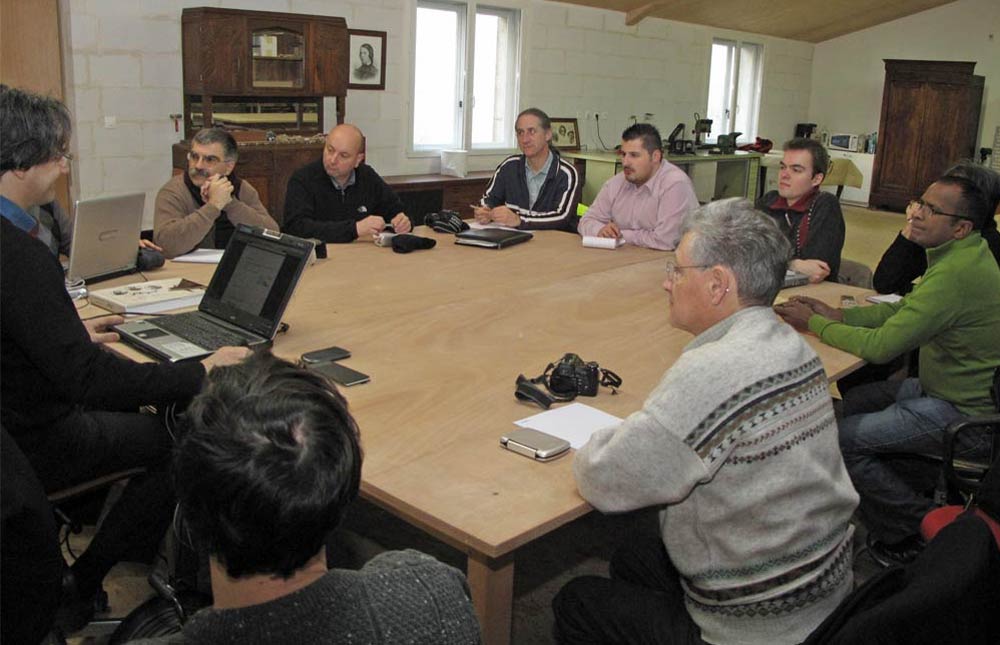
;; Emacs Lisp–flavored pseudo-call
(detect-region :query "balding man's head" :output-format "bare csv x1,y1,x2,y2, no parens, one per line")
323,124,366,185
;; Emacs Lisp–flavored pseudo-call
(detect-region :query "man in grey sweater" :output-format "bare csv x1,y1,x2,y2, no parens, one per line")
130,352,479,644
553,199,859,645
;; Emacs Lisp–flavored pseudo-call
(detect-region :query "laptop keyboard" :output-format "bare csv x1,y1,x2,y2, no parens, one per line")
151,312,252,350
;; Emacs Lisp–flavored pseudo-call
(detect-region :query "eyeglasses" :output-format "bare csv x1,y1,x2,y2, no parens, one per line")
187,151,223,165
665,261,711,281
54,151,73,164
906,198,973,222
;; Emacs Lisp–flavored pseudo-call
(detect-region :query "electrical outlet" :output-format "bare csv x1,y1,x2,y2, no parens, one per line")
103,115,117,129
584,110,592,120
600,111,609,120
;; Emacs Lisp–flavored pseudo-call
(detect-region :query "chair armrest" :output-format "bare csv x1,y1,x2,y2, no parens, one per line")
943,415,1000,498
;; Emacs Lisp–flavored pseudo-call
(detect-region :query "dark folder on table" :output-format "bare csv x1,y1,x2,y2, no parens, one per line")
455,228,533,249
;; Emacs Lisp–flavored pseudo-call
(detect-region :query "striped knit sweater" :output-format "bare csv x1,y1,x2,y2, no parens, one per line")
575,306,859,645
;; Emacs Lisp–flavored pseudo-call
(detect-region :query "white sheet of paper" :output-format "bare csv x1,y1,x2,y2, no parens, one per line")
866,293,903,304
515,402,623,449
172,249,225,264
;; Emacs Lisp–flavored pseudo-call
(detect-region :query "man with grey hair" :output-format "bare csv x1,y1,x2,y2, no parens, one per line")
553,198,859,645
154,127,277,258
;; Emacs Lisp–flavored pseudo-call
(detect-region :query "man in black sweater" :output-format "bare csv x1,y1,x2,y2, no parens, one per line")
0,85,249,635
283,124,412,243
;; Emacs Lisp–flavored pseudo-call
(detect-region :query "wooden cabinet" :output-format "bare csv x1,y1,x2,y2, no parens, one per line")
180,7,347,138
870,60,984,212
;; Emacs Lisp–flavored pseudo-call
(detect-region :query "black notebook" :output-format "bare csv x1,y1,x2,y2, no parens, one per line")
455,228,533,249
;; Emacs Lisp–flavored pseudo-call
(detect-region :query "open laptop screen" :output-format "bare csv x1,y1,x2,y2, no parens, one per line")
199,227,313,338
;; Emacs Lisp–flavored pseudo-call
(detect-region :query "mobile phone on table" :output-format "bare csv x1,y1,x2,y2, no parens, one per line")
308,361,370,386
840,295,858,308
301,346,351,363
500,428,570,462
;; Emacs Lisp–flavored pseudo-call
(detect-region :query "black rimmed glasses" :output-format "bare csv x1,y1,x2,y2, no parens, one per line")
664,261,710,281
906,198,974,222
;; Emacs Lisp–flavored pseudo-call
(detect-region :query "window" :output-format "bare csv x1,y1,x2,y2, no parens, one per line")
705,39,762,143
412,1,521,152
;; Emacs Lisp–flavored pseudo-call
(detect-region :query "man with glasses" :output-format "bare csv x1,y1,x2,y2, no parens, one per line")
154,127,277,258
555,199,858,645
776,175,1000,566
756,137,845,282
1,86,250,636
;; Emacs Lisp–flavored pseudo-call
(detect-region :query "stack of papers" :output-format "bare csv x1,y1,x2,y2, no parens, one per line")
582,236,625,250
173,249,224,264
514,402,623,449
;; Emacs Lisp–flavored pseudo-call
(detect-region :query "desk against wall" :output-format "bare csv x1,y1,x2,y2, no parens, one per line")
87,230,865,644
565,150,761,206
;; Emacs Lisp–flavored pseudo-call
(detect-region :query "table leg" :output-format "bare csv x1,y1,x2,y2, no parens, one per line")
467,552,515,645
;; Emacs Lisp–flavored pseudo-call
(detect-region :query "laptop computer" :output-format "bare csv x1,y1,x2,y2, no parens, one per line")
114,225,314,362
66,193,146,283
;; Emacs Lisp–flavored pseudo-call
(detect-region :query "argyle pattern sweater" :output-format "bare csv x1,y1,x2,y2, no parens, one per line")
575,306,859,645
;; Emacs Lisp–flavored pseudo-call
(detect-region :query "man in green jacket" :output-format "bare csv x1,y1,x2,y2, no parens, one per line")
776,175,1000,567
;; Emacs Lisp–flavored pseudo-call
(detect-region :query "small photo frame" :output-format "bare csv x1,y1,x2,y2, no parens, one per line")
348,29,386,90
550,117,580,150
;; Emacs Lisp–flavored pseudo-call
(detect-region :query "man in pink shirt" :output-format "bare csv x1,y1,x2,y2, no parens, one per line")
579,124,699,250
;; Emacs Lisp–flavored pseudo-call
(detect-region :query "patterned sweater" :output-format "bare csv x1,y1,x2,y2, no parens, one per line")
574,306,859,645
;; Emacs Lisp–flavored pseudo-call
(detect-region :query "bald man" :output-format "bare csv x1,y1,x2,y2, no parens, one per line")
283,124,412,242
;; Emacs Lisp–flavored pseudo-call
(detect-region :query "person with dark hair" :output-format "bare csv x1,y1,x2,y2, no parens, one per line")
154,127,277,258
0,84,73,250
0,86,251,636
129,352,480,645
776,176,1000,567
873,161,1000,294
1,84,159,259
554,199,858,644
578,123,698,249
474,107,580,231
756,137,845,281
284,123,412,243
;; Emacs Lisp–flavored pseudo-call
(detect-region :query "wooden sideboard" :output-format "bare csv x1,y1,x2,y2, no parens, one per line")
384,171,494,222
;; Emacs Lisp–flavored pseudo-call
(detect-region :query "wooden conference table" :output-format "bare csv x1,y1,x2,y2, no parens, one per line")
88,229,867,644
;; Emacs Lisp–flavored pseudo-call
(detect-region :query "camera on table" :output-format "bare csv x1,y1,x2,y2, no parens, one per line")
514,352,622,409
548,353,600,397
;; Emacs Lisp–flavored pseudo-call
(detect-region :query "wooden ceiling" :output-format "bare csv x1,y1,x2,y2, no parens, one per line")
551,0,956,43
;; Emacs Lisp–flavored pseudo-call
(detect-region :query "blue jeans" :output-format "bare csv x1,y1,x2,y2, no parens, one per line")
839,378,989,543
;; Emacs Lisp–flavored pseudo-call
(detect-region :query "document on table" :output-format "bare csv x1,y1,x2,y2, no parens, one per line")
172,249,225,264
515,402,623,449
582,235,625,249
866,293,903,304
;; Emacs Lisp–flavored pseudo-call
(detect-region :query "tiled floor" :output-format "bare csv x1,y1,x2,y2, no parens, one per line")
68,203,907,643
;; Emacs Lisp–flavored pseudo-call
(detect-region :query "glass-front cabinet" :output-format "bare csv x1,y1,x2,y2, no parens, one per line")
251,25,305,90
180,7,348,138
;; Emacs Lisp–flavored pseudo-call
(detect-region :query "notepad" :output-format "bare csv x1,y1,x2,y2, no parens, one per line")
866,293,903,304
582,236,625,249
515,402,623,449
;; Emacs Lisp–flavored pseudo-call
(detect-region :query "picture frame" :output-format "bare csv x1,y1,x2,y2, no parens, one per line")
347,29,387,90
549,117,580,151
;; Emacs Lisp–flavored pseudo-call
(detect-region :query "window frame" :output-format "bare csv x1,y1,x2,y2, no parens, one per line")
408,0,523,157
705,38,763,145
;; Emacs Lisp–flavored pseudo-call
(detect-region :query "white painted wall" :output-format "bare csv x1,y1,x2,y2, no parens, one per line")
59,0,814,227
808,0,999,152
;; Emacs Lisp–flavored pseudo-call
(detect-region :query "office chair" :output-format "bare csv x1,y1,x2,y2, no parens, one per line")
803,514,1000,645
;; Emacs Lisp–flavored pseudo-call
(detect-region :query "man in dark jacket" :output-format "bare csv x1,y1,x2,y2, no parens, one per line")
475,107,580,232
283,124,411,243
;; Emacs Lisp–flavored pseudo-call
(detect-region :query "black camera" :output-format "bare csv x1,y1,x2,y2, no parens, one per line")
514,353,622,409
548,353,600,397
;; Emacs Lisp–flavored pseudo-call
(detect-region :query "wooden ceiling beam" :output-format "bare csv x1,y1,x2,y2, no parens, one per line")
624,1,667,26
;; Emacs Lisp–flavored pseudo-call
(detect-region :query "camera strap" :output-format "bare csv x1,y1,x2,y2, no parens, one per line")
515,371,576,410
598,368,622,393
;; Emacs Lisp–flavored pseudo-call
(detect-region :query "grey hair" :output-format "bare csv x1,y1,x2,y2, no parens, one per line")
192,127,238,162
680,198,792,306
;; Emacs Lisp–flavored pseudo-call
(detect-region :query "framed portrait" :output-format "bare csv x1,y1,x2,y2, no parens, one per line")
348,29,386,90
550,117,580,151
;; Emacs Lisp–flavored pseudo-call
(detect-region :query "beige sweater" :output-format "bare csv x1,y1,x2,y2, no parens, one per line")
154,173,278,258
